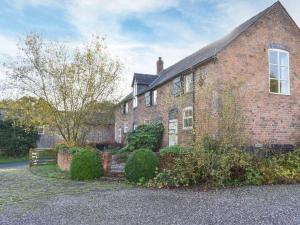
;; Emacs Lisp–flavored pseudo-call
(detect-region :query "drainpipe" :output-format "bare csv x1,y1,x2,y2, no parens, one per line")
191,66,196,145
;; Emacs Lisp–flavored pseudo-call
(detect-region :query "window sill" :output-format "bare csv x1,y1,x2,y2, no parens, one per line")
269,92,291,96
183,127,193,131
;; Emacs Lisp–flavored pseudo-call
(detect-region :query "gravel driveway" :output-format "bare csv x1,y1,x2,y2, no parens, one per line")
0,164,300,225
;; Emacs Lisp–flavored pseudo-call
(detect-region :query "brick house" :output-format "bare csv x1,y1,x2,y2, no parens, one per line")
114,2,300,149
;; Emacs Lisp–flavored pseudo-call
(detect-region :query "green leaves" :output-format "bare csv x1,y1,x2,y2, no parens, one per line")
125,123,164,152
0,120,38,157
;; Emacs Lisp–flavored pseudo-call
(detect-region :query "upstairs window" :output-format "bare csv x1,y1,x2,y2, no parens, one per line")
269,49,289,95
183,107,193,130
152,90,157,105
172,77,182,96
123,102,129,114
145,92,151,107
185,74,193,93
133,81,138,108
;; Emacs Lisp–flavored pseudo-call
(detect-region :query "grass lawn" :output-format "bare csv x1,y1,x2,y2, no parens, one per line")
0,155,28,164
30,164,70,179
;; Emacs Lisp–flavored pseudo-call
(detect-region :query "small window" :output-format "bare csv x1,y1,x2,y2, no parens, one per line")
118,128,122,139
37,126,45,135
152,90,157,105
133,81,138,108
185,74,193,93
145,92,151,107
183,107,193,130
123,102,129,114
172,77,182,96
269,49,289,95
124,122,128,133
144,119,150,125
133,123,138,130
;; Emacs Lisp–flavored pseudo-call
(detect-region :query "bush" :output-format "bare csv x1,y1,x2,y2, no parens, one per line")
148,139,300,188
125,123,164,152
125,148,159,183
0,120,38,157
70,148,103,180
115,152,129,163
160,145,182,157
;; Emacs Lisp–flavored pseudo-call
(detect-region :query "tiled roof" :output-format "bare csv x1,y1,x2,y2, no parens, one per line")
136,1,283,95
132,73,157,86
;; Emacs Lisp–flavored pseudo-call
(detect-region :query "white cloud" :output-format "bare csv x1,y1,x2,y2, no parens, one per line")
2,0,300,98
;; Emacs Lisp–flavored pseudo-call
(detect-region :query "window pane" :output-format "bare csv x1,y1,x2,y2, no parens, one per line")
270,79,279,93
280,81,289,94
270,65,279,79
269,50,278,64
280,67,288,81
279,52,288,66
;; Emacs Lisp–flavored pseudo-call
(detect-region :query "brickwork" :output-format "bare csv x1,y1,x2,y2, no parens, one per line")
115,3,300,148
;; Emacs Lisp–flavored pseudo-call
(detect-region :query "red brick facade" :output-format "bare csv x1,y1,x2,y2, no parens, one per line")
115,3,300,148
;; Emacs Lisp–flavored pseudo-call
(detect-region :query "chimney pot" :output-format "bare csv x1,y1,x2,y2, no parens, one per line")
156,57,164,74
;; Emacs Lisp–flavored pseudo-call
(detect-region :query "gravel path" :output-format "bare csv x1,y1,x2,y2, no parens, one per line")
0,161,28,169
0,164,300,225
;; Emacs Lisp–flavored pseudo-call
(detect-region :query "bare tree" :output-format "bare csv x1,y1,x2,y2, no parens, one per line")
4,34,122,146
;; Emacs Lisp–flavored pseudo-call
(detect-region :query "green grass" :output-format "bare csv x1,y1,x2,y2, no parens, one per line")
30,164,70,179
0,155,28,164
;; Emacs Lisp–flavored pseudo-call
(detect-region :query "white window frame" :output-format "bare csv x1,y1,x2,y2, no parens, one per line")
268,49,290,95
133,81,138,108
152,90,157,105
185,73,193,93
145,91,151,107
124,122,128,133
133,123,138,130
118,128,122,139
182,107,193,130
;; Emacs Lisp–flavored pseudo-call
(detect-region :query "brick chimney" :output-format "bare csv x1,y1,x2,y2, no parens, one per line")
156,57,164,74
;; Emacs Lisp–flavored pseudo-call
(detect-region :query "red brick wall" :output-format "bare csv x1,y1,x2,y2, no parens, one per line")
115,4,300,148
115,80,194,148
57,151,112,176
215,4,300,145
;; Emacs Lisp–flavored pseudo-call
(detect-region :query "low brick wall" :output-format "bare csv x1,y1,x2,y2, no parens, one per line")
57,151,112,176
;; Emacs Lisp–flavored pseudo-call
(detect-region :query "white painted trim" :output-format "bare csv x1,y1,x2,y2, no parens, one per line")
182,106,193,130
268,48,290,95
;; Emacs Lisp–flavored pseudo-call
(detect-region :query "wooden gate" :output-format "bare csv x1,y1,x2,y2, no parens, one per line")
29,148,57,166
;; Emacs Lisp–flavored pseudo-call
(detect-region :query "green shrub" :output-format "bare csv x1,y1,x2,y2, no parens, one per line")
125,148,159,183
0,120,38,157
160,145,182,157
149,141,300,188
125,123,164,152
70,148,103,180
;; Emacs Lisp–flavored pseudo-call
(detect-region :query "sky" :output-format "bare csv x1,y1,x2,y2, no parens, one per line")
0,0,299,98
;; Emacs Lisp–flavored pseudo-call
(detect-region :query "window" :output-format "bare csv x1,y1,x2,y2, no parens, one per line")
37,126,45,135
124,122,128,133
144,119,150,125
172,77,182,96
145,92,151,107
123,102,128,114
185,74,193,93
118,128,122,140
152,90,157,105
269,49,289,95
133,81,138,108
133,123,138,130
183,107,193,130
